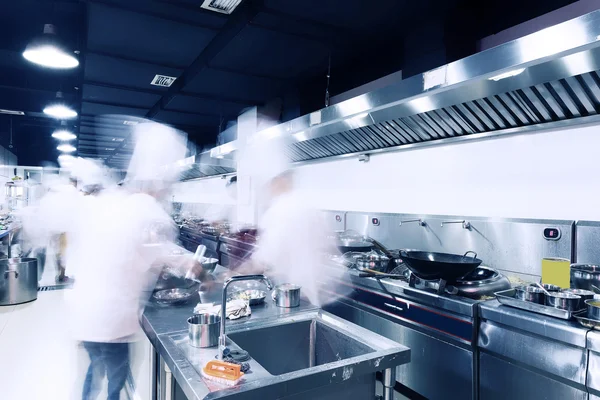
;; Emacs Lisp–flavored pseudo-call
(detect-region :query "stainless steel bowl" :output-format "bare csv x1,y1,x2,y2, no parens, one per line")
228,289,267,305
530,283,561,292
545,292,582,311
562,288,595,310
188,314,220,348
570,264,600,291
201,257,218,273
153,288,194,305
514,286,545,304
586,299,600,320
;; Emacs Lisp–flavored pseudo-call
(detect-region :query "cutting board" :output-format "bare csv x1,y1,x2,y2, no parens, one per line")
541,257,571,288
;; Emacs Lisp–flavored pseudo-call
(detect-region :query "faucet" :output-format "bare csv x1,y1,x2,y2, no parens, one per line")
440,220,471,230
399,219,426,227
219,274,273,360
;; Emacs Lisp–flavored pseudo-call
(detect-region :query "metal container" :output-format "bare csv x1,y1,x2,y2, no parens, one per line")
272,283,301,308
585,299,600,320
570,263,600,291
514,285,545,304
562,288,595,310
545,292,582,311
530,283,561,292
201,257,218,274
0,258,38,306
188,314,220,348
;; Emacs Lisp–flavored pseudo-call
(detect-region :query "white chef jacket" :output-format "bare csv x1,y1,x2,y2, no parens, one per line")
252,191,337,306
42,188,180,342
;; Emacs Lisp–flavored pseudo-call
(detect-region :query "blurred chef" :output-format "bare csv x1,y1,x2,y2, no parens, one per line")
22,122,205,400
202,175,237,225
237,135,343,306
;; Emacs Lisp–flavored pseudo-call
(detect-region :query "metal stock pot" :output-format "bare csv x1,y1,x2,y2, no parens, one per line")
0,258,38,305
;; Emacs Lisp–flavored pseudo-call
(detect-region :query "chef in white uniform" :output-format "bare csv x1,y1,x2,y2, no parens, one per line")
24,123,205,400
238,136,344,306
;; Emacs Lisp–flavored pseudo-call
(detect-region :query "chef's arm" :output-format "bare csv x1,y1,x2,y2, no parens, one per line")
140,222,206,280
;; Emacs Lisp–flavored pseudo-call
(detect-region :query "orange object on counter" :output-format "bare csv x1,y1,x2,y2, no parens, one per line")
202,360,244,384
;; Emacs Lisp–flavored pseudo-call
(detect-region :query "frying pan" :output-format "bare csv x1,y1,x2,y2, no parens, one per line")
400,250,482,281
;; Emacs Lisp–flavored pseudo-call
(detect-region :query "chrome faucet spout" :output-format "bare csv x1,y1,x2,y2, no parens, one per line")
219,274,272,359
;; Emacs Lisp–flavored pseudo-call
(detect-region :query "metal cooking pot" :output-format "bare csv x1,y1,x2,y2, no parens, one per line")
0,258,38,306
570,264,600,291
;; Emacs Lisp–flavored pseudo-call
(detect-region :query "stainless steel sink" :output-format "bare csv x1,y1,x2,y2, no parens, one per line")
162,308,410,399
228,319,375,375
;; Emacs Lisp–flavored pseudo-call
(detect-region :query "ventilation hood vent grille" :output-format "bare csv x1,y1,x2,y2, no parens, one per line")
284,71,600,162
200,0,242,14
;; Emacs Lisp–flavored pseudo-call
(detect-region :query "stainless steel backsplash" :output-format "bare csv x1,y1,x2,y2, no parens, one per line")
323,211,574,281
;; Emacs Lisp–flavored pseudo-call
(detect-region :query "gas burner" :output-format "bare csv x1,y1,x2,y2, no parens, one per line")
407,266,511,298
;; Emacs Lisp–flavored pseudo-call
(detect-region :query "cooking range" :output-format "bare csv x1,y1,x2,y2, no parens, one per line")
321,211,578,400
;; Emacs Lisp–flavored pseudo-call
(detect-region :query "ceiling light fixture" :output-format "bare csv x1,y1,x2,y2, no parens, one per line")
44,104,77,119
57,144,76,153
58,154,75,167
23,24,79,69
52,129,76,141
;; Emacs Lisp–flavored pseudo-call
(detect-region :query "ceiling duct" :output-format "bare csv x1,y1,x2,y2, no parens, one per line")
211,10,600,164
200,0,243,14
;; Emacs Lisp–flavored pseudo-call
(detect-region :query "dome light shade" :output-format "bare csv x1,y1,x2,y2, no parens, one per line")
44,104,77,119
22,24,79,69
52,129,76,141
57,144,76,153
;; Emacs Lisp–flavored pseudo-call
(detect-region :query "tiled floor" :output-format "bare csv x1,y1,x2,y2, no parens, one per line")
0,290,151,400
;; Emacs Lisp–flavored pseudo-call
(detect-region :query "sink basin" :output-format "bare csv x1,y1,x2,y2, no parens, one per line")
228,319,375,376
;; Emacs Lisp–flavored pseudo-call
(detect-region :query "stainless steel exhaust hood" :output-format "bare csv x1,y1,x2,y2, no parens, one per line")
176,149,236,181
206,9,600,165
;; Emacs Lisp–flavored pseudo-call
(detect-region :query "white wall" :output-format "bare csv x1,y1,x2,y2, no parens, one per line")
295,123,600,221
172,177,232,204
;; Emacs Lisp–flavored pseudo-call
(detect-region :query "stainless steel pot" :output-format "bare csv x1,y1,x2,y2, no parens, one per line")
272,283,301,308
570,264,600,291
545,292,581,311
0,258,38,305
563,288,595,310
188,314,220,348
514,285,545,304
586,299,600,320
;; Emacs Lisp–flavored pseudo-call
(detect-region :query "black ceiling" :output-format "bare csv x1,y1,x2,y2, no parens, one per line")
0,0,577,168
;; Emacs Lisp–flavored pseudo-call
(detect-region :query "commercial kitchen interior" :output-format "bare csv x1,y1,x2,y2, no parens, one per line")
4,0,600,399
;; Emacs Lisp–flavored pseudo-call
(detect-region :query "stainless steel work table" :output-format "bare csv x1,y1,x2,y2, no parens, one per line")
142,291,411,400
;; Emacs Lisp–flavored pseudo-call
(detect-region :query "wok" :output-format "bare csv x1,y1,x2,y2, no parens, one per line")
400,250,482,281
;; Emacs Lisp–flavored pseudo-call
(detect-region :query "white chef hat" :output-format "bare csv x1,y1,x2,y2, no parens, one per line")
125,122,187,189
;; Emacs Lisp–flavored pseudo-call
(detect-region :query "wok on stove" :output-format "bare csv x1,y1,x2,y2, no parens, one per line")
400,250,482,281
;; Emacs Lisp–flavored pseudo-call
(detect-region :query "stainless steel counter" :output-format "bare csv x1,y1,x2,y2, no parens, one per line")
478,300,589,400
479,300,588,347
142,292,411,400
588,331,600,400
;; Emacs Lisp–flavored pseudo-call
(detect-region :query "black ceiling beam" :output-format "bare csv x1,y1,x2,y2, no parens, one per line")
83,99,238,119
106,0,264,163
260,7,355,34
85,49,288,82
248,21,336,45
83,80,258,106
80,0,222,31
86,49,186,69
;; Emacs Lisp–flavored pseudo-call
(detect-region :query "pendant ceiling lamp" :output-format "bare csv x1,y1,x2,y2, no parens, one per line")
23,24,79,69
